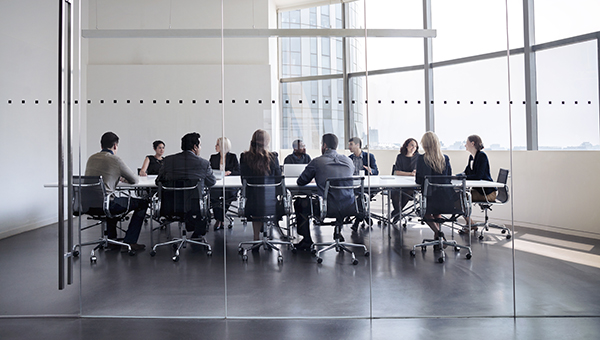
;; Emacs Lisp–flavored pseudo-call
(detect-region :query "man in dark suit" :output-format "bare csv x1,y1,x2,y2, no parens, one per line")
157,132,216,237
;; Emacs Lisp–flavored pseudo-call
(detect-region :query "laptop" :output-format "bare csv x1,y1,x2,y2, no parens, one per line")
283,164,307,177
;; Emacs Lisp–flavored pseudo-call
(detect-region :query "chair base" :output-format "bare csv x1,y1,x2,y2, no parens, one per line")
150,229,212,262
410,232,472,263
238,221,295,263
311,238,369,265
72,236,134,263
472,207,511,240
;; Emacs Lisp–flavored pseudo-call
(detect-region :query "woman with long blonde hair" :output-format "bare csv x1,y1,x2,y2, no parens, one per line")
415,131,452,239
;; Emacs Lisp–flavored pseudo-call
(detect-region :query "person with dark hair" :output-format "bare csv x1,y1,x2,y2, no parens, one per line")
391,138,420,222
294,133,355,250
139,140,165,176
157,132,216,237
462,134,496,229
85,131,148,252
283,139,311,164
348,137,379,175
209,137,240,231
239,129,282,240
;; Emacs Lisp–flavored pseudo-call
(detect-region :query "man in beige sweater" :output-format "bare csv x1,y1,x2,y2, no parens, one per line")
85,132,148,251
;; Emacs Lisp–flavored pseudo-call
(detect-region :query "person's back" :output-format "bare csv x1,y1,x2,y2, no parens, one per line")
85,151,137,193
299,149,354,207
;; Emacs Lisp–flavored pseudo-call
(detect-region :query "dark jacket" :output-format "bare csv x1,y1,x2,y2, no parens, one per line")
349,151,379,175
156,150,216,188
464,150,496,195
209,152,240,175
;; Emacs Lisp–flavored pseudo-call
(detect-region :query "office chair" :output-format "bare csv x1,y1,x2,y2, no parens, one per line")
310,177,370,265
71,176,135,263
150,179,212,262
472,168,511,240
237,175,295,263
410,175,473,263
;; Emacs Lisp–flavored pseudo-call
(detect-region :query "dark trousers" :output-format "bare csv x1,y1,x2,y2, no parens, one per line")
293,196,320,243
210,188,238,222
107,197,148,244
391,189,414,216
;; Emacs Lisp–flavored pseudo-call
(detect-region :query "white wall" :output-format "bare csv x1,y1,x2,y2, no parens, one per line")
0,1,61,238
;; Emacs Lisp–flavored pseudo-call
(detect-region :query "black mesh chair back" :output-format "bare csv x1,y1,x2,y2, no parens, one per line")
72,176,106,217
157,179,207,222
496,168,509,203
239,175,287,222
421,175,470,221
322,176,365,220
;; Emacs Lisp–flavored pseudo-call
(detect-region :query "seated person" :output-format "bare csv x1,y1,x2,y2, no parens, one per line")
462,134,497,229
284,139,311,164
139,140,165,176
209,137,240,231
348,137,379,175
391,138,420,222
239,129,281,241
415,131,452,241
84,132,148,251
294,133,355,250
157,132,216,238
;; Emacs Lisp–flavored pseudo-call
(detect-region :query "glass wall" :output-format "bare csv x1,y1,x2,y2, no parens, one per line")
39,0,600,322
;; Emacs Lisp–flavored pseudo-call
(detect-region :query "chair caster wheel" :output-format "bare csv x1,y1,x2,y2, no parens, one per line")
277,256,283,263
402,223,407,228
310,249,317,255
438,257,444,263
410,250,416,257
150,250,156,257
291,248,297,254
172,255,179,262
377,221,382,225
466,253,472,260
206,251,213,256
128,250,136,256
90,256,97,263
352,259,359,265
479,235,484,240
238,248,243,254
242,255,248,261
421,246,426,252
506,234,511,239
458,230,465,235
454,246,460,252
501,229,506,234
316,257,323,264
172,244,179,250
364,251,370,257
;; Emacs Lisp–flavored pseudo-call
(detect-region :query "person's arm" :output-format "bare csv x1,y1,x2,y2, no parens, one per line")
272,153,282,176
368,153,379,175
297,161,316,186
139,156,150,176
203,162,217,188
118,158,138,184
228,153,240,176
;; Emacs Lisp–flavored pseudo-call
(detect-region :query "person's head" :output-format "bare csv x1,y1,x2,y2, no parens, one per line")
246,129,273,175
215,137,231,154
321,133,338,154
466,134,484,153
101,132,119,151
348,137,362,153
421,131,446,174
250,129,270,152
153,140,165,157
181,132,201,155
292,139,306,155
400,138,419,156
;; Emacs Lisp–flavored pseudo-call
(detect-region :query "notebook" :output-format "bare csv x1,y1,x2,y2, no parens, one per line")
283,164,307,177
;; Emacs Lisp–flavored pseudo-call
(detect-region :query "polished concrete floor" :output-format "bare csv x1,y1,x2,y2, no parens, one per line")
1,206,599,339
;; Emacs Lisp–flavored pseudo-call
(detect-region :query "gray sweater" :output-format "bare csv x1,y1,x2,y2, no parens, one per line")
85,151,138,194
